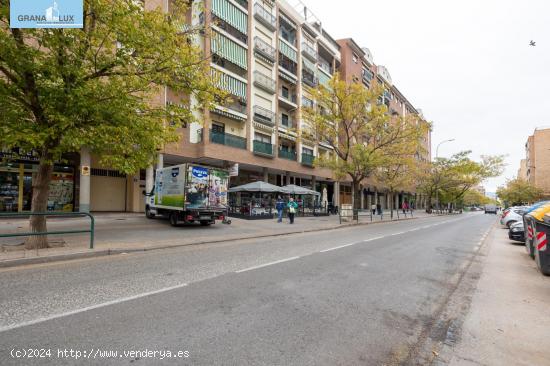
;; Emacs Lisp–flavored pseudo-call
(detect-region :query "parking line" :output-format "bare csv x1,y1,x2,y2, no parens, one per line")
235,256,301,273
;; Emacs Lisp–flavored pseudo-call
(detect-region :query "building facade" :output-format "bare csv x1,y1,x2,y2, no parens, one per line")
523,127,550,198
0,0,432,213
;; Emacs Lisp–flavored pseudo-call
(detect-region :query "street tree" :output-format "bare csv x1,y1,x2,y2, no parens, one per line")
374,116,428,218
418,152,504,212
462,189,490,207
0,0,222,249
303,74,427,210
496,178,544,206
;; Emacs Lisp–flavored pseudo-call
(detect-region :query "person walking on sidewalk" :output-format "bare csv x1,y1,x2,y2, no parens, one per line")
371,203,377,216
287,197,298,224
376,202,382,216
275,196,285,223
402,201,408,215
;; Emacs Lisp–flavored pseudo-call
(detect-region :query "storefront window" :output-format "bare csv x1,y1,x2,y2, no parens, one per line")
0,163,74,212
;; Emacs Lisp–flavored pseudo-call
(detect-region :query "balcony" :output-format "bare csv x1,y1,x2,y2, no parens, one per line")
301,42,317,62
254,3,276,31
279,115,294,129
278,148,297,161
362,69,373,86
301,153,315,166
254,36,275,63
302,72,318,88
318,60,332,75
278,90,297,108
210,130,247,149
279,56,297,75
253,105,275,126
253,140,274,157
234,0,248,10
253,71,276,94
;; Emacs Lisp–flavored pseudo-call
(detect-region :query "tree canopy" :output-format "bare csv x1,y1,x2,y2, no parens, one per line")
303,74,428,209
496,178,544,206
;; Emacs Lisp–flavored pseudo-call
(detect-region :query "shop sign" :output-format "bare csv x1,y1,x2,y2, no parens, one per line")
229,163,239,177
191,166,208,179
81,165,90,176
0,148,40,162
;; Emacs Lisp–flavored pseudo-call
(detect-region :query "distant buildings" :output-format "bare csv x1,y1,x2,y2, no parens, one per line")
517,127,550,198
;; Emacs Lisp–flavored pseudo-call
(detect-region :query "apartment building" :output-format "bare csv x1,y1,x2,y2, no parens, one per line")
336,38,432,209
523,127,550,198
156,0,345,207
517,159,528,180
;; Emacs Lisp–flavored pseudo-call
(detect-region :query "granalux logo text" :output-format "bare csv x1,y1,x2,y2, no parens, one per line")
10,0,83,29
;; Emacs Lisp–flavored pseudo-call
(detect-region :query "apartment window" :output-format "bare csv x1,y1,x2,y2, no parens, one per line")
281,113,289,126
282,86,289,98
254,132,271,143
352,53,358,63
302,147,314,155
212,122,225,134
302,96,313,108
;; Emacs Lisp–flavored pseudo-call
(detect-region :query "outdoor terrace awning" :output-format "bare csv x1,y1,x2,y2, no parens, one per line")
228,181,288,193
282,184,320,196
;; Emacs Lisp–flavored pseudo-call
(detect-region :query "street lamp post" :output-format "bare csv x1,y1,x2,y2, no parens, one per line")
435,139,455,213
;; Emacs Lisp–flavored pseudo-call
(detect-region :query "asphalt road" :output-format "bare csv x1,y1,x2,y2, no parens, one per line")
0,213,495,365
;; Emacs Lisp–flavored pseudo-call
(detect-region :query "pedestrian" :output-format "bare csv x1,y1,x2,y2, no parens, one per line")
376,202,382,216
287,197,298,224
402,201,408,214
275,196,285,223
371,202,377,215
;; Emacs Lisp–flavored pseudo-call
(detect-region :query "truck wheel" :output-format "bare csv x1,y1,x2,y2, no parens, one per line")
145,206,155,219
169,213,179,227
200,220,211,226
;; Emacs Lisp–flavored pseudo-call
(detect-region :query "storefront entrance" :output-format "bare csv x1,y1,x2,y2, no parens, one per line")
0,163,75,212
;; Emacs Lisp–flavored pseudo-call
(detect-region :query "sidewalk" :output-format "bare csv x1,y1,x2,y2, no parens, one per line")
0,210,431,267
438,225,550,365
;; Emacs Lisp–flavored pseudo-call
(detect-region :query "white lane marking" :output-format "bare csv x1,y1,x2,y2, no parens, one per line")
0,282,188,333
319,243,357,253
364,236,384,242
235,256,300,273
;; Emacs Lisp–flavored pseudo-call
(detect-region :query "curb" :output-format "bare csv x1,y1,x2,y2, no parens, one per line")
0,215,433,269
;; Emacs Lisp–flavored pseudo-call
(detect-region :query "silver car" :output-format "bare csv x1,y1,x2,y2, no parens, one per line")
501,206,528,228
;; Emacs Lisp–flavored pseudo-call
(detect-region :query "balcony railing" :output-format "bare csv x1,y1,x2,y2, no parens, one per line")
301,153,315,166
254,36,275,62
278,148,297,161
302,72,318,88
253,71,276,94
301,42,317,61
253,105,275,126
254,3,276,31
318,60,332,75
210,130,247,149
279,57,297,75
362,69,373,85
234,0,248,10
253,140,273,156
279,90,297,106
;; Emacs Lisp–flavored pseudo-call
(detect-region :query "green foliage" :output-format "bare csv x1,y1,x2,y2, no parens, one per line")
496,178,544,206
418,151,505,209
462,189,490,206
0,0,221,172
303,74,429,208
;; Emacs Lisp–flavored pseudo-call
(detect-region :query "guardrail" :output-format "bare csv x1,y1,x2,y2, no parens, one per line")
0,212,95,249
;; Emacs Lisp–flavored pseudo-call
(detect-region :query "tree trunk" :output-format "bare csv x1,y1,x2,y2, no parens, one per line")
426,194,433,214
351,179,361,210
390,191,394,219
25,159,53,250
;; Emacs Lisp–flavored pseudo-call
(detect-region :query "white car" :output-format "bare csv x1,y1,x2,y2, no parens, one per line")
501,206,528,228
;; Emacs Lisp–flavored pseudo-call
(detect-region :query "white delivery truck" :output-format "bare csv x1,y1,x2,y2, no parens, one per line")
145,164,229,226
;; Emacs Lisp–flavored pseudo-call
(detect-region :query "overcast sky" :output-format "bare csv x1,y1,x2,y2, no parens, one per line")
302,0,550,192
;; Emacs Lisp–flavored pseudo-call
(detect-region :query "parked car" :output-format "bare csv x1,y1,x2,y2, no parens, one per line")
508,221,525,242
501,206,528,228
